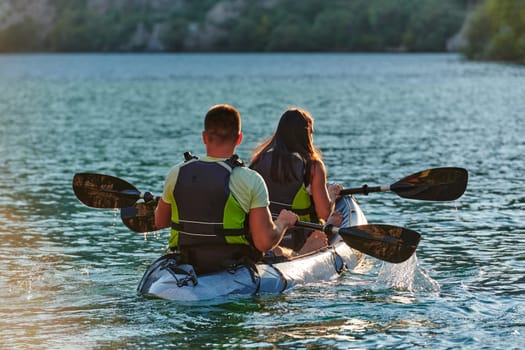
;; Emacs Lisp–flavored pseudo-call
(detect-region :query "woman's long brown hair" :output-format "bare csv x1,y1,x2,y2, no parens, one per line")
251,108,322,184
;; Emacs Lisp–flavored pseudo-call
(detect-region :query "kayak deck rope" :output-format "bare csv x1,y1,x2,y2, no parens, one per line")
163,260,198,287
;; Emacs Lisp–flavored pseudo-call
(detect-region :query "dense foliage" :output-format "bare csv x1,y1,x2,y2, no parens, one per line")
464,0,525,63
0,0,467,53
218,0,466,52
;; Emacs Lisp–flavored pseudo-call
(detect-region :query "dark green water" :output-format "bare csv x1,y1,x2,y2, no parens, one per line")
0,53,523,349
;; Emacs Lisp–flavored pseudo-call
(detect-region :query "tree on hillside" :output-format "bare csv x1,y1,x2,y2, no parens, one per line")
464,0,525,63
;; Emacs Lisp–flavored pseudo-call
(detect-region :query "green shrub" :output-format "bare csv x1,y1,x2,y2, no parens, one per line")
464,0,525,63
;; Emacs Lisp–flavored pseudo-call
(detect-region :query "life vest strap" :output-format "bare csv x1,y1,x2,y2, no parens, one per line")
171,222,246,236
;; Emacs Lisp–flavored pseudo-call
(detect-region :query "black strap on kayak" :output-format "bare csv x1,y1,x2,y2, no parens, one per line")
331,246,346,274
137,253,189,293
325,233,349,274
161,255,199,287
271,265,288,293
224,256,261,294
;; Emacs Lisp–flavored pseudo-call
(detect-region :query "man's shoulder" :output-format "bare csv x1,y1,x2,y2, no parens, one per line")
165,161,187,180
232,165,264,180
168,161,185,172
233,165,259,176
230,162,269,210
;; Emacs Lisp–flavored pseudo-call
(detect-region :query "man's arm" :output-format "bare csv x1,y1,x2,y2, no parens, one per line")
155,165,179,230
249,207,297,252
155,199,172,229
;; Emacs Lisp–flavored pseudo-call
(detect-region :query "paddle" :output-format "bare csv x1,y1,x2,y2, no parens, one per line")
121,201,159,233
73,172,421,263
295,220,420,264
74,167,468,209
340,167,468,201
72,173,159,208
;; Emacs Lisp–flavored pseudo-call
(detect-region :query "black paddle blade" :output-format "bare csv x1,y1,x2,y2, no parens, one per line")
121,201,158,232
72,173,141,208
337,224,420,263
391,167,468,201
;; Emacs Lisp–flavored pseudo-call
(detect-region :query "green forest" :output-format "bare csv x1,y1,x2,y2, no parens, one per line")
0,0,524,63
464,0,525,63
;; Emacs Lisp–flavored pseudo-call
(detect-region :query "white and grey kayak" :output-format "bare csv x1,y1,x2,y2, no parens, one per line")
137,196,367,301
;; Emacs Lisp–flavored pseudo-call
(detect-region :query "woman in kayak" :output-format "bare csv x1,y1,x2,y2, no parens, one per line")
250,107,343,256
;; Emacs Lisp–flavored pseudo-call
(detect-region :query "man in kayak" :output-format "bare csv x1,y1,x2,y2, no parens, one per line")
250,107,343,256
154,104,298,274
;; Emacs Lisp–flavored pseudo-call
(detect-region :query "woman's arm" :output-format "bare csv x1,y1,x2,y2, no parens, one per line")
310,160,340,221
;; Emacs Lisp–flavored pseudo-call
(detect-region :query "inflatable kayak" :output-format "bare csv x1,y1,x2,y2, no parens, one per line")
136,195,367,301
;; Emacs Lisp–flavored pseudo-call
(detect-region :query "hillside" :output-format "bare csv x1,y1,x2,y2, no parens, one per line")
463,0,525,64
0,0,469,53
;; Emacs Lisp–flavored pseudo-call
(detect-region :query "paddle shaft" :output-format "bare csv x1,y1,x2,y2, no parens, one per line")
294,220,385,242
340,183,412,196
74,167,467,209
340,185,389,196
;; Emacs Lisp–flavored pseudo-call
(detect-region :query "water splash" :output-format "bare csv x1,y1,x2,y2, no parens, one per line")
375,254,440,293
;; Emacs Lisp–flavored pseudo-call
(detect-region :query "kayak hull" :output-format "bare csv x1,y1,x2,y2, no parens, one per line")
137,196,367,301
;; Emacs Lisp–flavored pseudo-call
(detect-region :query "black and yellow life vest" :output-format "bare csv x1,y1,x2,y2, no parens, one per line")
250,150,318,223
169,154,252,250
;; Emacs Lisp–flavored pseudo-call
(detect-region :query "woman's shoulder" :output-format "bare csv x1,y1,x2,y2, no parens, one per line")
309,158,327,179
310,158,326,170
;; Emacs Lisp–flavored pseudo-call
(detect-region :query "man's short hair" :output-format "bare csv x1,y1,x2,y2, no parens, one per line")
204,104,241,143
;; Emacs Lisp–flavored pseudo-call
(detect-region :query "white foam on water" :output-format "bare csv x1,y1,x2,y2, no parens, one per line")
375,254,440,293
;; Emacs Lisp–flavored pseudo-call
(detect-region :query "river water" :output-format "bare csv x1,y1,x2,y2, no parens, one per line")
0,53,523,349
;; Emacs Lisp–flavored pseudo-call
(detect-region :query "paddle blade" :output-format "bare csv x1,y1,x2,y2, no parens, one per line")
72,173,141,208
337,224,420,263
391,167,468,201
121,201,158,232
